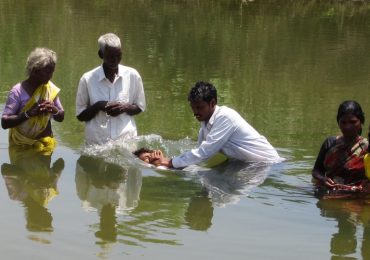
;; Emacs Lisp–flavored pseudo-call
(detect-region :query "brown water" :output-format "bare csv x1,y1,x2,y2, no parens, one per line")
1,0,370,259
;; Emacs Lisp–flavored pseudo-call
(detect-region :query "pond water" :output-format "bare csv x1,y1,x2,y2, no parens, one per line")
1,0,370,259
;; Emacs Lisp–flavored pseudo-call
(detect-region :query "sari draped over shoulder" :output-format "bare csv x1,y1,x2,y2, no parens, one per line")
324,136,368,184
9,81,60,154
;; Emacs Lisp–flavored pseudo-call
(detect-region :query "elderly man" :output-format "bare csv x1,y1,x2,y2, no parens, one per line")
158,81,282,168
76,33,146,145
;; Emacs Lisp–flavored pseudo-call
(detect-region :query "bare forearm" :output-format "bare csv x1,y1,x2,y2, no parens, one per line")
312,169,336,188
77,101,107,122
53,110,65,122
1,113,28,129
312,169,324,181
123,104,142,116
160,158,174,168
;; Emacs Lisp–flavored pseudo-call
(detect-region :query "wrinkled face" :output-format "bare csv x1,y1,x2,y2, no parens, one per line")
338,113,362,139
31,63,55,85
102,46,122,70
190,99,216,122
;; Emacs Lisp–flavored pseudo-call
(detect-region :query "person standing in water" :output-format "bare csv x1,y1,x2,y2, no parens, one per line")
312,100,369,193
1,47,64,153
76,33,146,145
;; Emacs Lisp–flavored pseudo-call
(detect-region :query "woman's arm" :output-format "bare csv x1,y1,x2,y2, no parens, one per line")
1,102,41,129
1,112,29,129
312,168,336,188
312,136,337,188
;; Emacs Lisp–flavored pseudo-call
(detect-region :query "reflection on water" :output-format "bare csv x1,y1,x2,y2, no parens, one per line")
3,1,370,257
76,155,142,213
187,161,271,207
82,134,273,208
185,190,213,231
75,135,276,248
317,198,370,259
75,155,141,244
1,146,64,234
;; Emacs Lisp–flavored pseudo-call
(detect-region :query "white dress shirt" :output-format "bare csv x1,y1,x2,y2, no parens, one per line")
76,65,146,145
172,105,282,168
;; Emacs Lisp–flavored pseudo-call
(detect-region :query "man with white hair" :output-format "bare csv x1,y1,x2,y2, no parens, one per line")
76,33,146,145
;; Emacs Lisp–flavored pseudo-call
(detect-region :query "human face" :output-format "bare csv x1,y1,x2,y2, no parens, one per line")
139,152,152,164
102,46,122,70
338,113,362,139
190,99,216,123
138,152,161,166
31,63,55,85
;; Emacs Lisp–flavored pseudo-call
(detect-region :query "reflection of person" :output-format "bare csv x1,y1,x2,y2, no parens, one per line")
196,160,271,207
158,81,282,168
75,155,142,242
312,101,369,193
185,190,213,231
1,146,64,232
1,48,64,154
316,199,370,259
76,33,146,145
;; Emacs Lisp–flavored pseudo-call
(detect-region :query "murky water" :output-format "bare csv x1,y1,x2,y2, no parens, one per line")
1,0,370,259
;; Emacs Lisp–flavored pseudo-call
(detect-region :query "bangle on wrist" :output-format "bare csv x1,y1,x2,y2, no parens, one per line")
24,111,30,119
53,109,59,116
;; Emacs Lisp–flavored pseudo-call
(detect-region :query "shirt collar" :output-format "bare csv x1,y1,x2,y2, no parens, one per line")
204,105,219,129
97,64,123,81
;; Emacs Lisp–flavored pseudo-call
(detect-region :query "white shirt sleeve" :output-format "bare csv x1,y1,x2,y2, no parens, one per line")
132,73,146,112
172,115,236,168
76,76,89,116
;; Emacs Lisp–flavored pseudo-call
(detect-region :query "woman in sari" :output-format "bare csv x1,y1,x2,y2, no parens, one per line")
1,47,64,154
312,100,369,193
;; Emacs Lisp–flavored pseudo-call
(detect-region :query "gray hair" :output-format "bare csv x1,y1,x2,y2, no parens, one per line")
98,33,121,54
26,48,57,76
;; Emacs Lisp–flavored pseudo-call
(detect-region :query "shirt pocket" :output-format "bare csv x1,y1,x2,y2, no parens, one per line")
117,90,129,104
115,77,130,103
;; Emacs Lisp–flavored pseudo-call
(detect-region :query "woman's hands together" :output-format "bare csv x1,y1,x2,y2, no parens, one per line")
27,100,58,117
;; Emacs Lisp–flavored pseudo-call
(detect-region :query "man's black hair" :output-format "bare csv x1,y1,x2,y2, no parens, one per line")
188,81,217,103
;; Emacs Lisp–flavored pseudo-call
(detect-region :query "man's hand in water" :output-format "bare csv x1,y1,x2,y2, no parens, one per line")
150,150,174,168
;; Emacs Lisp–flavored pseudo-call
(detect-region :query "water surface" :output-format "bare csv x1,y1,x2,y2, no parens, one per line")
1,1,370,259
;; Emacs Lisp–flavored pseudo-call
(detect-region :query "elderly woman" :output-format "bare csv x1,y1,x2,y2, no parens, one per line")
1,47,64,154
312,100,369,192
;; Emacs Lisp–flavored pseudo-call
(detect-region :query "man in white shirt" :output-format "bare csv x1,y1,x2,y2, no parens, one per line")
159,81,282,168
76,33,146,145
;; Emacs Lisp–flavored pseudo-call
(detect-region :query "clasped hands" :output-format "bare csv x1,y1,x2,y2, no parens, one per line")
101,101,128,117
27,100,58,117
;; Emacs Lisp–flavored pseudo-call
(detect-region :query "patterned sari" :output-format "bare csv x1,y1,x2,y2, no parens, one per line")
9,81,60,155
324,136,368,185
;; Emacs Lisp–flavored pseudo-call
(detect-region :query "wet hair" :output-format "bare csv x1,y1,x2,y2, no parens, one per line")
98,33,121,54
26,48,57,76
336,100,365,124
188,81,217,103
133,148,154,158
